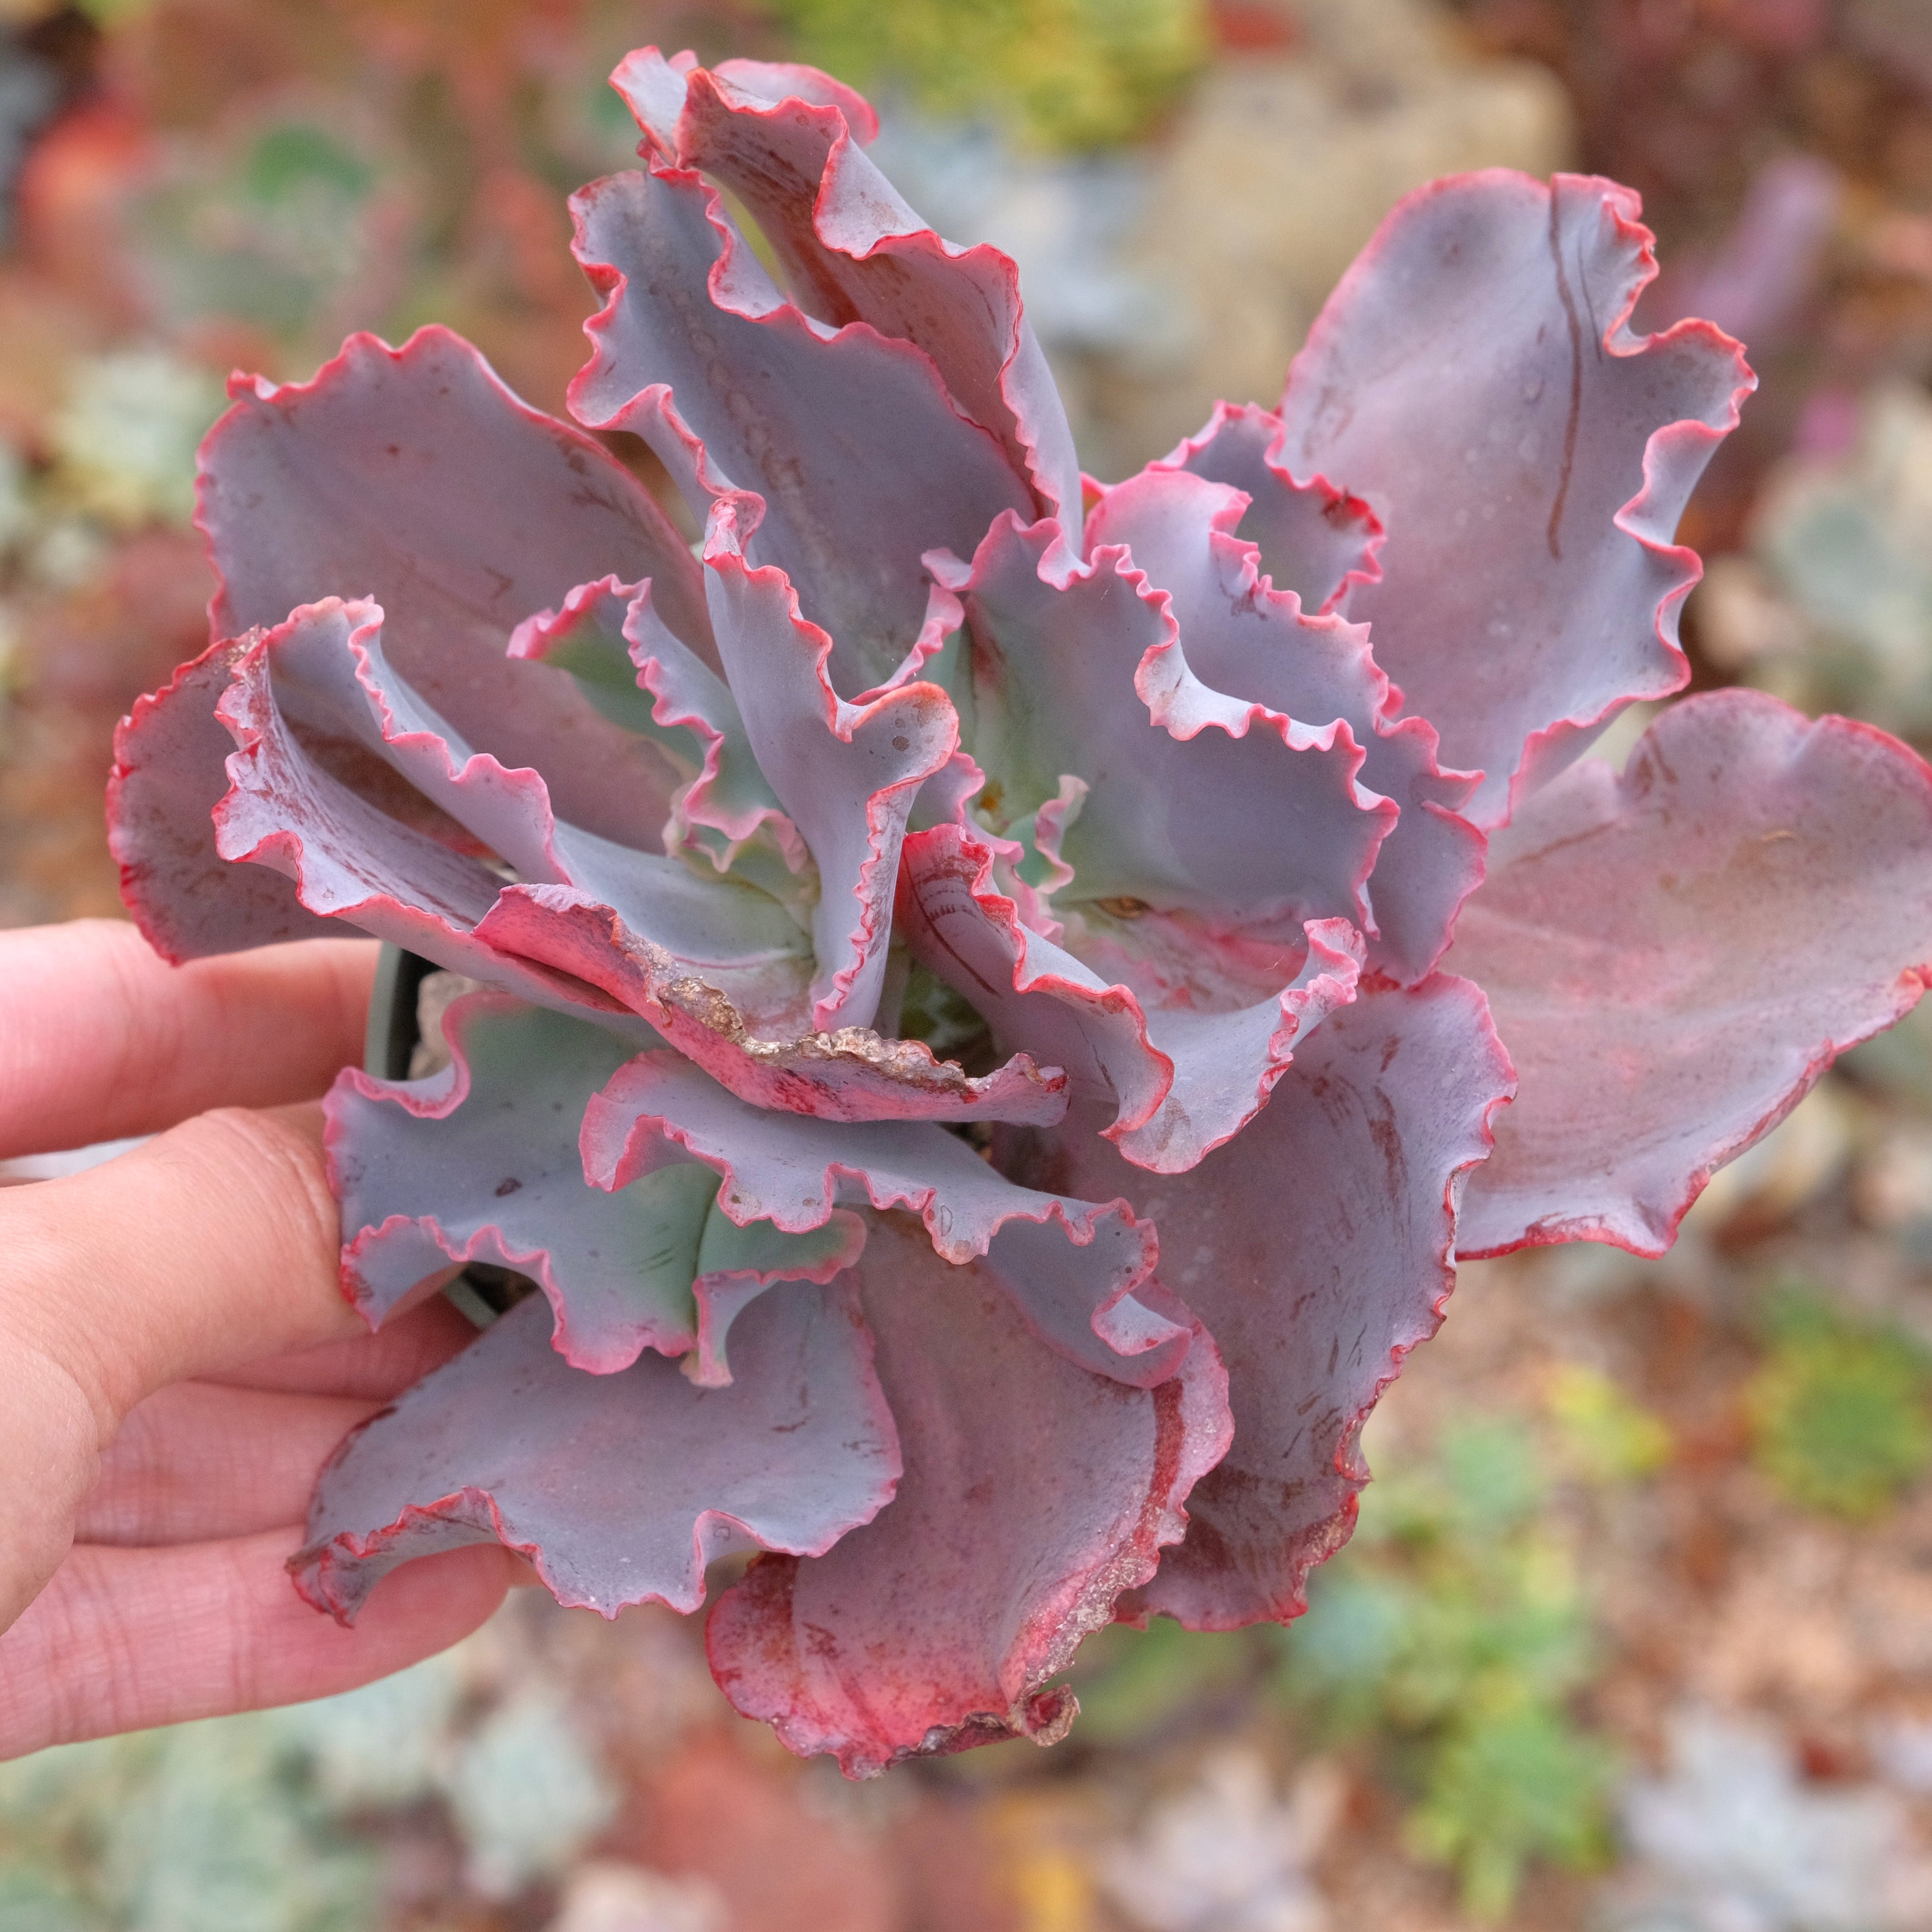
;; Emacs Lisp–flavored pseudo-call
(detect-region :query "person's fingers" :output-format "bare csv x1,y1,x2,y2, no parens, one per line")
74,1295,493,1546
208,1281,480,1398
73,1384,378,1546
0,920,376,1161
0,1533,516,1759
4,1102,357,1433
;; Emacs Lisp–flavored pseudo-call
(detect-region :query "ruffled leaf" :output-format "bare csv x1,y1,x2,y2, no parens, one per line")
208,601,619,1013
210,597,1048,1125
201,325,713,850
581,1050,1192,1388
615,49,1082,523
700,494,959,1030
1088,465,1484,983
208,595,1040,1124
704,1218,1230,1775
209,597,804,1032
291,1279,900,1622
478,885,1066,1127
569,158,1034,694
1450,691,1932,1256
931,513,1392,935
328,993,863,1375
1278,171,1755,826
899,823,1362,1172
219,589,1047,1123
507,481,962,1039
510,575,796,856
1159,400,1381,616
1008,978,1513,1630
508,574,810,906
690,1206,866,1386
108,635,339,962
617,47,880,146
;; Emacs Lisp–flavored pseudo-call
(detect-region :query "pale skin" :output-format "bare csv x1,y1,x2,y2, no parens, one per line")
0,919,524,1760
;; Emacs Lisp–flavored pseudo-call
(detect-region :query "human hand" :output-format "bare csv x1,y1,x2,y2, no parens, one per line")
0,919,520,1759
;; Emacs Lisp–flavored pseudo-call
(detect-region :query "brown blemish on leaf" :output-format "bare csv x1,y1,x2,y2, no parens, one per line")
1545,192,1585,562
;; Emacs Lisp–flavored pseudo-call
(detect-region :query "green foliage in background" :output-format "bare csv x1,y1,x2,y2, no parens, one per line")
69,0,156,24
1272,1414,1633,1921
754,0,1211,150
1746,1284,1932,1519
1064,1385,1663,1920
1542,1362,1673,1486
1405,1704,1617,1923
1062,1618,1257,1747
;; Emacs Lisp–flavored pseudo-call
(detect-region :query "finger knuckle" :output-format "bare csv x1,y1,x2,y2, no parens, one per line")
177,1108,341,1261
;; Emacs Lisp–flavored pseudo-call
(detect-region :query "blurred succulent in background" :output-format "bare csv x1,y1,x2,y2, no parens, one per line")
47,348,223,528
0,1629,620,1927
545,1861,729,1932
1611,1708,1929,1932
444,1689,619,1899
1100,1747,1338,1932
127,109,410,363
106,43,1932,1776
1700,382,1932,744
0,1676,401,1931
0,12,64,249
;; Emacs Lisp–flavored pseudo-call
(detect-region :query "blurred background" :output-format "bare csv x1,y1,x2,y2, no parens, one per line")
7,1,1932,1926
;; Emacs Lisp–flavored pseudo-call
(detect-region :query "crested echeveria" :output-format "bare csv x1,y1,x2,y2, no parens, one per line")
106,48,1932,1776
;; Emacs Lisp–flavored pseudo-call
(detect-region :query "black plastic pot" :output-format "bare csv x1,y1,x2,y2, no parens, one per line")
363,942,534,1329
362,943,440,1085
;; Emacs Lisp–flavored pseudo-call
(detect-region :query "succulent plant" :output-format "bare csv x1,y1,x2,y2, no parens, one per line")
107,48,1932,1776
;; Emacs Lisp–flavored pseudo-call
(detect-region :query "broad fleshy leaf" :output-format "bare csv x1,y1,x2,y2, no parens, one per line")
689,1205,870,1386
582,1050,1193,1388
618,48,1082,523
1088,465,1484,983
704,1217,1230,1776
899,823,1362,1171
205,594,1051,1126
931,513,1392,934
292,1279,900,1622
1009,977,1513,1630
506,486,964,1038
206,602,627,1016
1450,691,1932,1256
568,157,1034,694
1278,171,1755,826
328,994,863,1375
